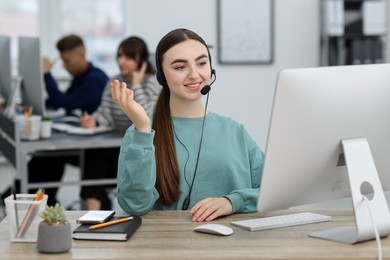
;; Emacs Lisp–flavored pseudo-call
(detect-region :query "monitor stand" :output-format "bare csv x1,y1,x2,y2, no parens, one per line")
309,138,390,244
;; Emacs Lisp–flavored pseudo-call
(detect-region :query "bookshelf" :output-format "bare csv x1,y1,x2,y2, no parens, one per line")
320,0,386,66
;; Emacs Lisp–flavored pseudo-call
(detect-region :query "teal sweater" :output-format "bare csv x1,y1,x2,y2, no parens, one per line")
117,112,264,215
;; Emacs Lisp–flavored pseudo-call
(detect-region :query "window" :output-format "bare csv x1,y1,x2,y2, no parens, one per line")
0,0,39,74
0,0,129,77
60,0,126,75
0,0,38,36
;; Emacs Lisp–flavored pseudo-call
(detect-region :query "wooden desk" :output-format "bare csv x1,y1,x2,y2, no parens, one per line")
0,209,388,259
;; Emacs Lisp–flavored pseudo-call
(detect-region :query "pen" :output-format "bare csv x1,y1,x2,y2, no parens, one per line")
12,187,19,232
23,106,33,137
17,188,45,237
89,216,133,230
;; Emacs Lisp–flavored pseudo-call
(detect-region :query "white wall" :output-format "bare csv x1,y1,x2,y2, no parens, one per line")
130,0,321,149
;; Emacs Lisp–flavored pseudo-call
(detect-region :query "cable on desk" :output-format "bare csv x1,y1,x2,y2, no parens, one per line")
362,195,382,260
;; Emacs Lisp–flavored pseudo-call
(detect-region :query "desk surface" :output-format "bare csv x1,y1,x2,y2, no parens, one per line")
20,130,124,152
0,209,388,259
9,130,124,192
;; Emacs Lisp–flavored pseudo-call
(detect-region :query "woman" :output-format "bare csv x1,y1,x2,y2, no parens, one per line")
80,36,161,210
111,28,264,222
81,36,159,131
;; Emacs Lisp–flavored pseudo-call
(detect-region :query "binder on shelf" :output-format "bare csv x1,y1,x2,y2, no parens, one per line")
363,0,386,36
350,38,383,65
351,39,363,65
363,38,374,64
372,39,383,64
325,0,344,36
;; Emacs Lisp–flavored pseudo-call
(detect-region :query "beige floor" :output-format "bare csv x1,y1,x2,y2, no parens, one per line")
0,155,122,221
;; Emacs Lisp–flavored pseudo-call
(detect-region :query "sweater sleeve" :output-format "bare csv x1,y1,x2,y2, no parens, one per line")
44,73,60,108
224,131,264,213
45,65,108,113
117,126,160,215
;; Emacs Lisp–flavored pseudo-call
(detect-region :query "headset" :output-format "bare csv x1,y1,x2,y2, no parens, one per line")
155,41,217,210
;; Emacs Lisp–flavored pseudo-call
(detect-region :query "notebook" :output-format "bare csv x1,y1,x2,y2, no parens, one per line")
51,123,114,135
51,115,114,136
72,216,142,241
51,122,114,135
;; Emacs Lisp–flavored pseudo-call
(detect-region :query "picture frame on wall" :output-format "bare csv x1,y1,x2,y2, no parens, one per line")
217,0,273,64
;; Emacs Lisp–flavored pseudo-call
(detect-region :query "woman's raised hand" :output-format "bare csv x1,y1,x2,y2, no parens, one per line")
110,79,151,132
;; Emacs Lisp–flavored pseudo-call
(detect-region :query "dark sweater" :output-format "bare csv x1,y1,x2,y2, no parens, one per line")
45,62,108,114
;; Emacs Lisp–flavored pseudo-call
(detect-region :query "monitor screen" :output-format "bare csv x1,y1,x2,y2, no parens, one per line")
18,36,46,116
258,63,390,212
0,35,12,100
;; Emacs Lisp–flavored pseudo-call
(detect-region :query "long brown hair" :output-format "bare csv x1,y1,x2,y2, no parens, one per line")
152,28,211,205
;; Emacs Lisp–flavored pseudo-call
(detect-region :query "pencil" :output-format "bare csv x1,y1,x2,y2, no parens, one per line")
16,188,45,237
23,106,33,137
89,216,133,230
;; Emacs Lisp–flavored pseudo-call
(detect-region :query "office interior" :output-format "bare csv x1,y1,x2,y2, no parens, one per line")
1,0,390,219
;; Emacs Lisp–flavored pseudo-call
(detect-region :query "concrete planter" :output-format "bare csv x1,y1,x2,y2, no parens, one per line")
36,221,72,253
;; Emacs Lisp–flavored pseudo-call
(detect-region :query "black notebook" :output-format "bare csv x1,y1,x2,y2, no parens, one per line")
72,216,142,241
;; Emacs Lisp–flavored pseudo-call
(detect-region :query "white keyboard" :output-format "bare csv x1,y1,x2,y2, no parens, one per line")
231,212,332,232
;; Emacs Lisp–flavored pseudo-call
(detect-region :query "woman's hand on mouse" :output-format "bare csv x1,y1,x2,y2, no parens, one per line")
190,197,233,222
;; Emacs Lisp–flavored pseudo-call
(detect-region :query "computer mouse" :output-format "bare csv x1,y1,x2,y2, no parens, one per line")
193,223,234,236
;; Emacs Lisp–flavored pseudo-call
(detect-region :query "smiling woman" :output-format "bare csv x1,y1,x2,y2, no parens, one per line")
110,28,265,223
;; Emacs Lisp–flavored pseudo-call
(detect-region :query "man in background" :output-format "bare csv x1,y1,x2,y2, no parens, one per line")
0,34,110,206
32,34,109,205
44,34,108,114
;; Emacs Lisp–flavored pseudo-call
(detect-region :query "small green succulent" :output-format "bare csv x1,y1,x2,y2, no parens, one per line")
41,115,52,121
38,203,67,225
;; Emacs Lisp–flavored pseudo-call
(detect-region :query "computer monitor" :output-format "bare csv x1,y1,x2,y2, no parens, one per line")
257,63,390,243
18,36,46,116
0,35,12,100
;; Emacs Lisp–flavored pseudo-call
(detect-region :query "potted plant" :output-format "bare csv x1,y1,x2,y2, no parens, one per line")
40,115,52,138
36,203,72,253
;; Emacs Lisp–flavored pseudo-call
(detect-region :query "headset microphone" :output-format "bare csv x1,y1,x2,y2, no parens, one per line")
182,69,216,210
200,86,211,95
200,69,216,95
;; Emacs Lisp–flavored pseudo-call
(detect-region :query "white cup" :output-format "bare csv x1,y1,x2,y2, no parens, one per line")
40,120,52,138
4,194,48,242
15,115,42,140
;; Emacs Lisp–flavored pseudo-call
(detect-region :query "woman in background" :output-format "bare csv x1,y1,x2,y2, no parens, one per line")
111,28,264,222
80,36,161,210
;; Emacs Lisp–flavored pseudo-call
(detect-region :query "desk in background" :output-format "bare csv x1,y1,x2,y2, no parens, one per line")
0,112,123,193
0,209,388,259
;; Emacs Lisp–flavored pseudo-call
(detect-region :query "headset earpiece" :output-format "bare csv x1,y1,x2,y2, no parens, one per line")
155,50,167,86
156,71,166,86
